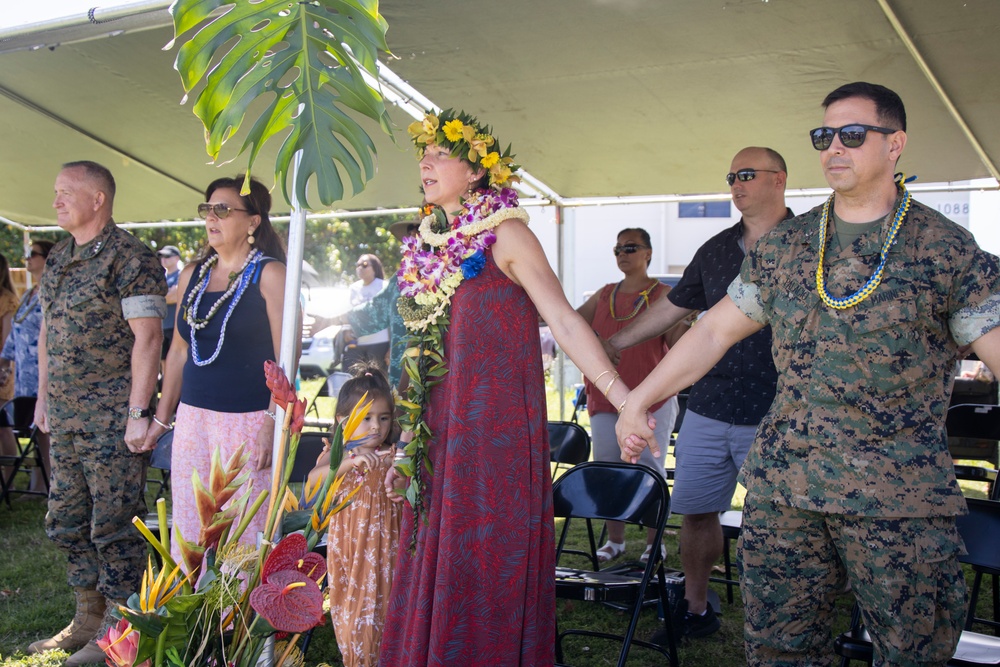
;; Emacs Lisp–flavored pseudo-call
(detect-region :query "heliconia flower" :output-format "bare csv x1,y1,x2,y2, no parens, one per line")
174,525,206,575
442,119,465,142
97,618,150,667
199,495,248,550
249,570,324,634
264,360,296,409
261,533,326,585
289,398,306,435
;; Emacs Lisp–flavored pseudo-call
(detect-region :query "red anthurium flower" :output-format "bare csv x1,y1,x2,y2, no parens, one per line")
264,360,296,410
97,618,151,667
249,570,324,633
261,533,326,585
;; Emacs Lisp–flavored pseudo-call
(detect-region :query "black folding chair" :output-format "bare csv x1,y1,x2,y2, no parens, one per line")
553,461,679,667
548,420,591,478
948,404,1000,501
834,497,1000,665
304,371,350,427
287,431,330,486
144,429,173,540
0,396,47,507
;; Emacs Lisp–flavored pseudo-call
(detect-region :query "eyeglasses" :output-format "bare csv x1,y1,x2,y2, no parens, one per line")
24,250,46,260
809,124,899,151
197,202,251,219
613,243,649,256
356,261,370,268
725,168,780,186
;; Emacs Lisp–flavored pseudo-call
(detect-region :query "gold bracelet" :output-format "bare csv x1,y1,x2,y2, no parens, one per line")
616,397,628,413
602,373,620,398
593,369,613,387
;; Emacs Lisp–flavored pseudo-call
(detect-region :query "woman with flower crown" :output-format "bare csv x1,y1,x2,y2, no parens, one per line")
380,110,631,666
144,175,288,567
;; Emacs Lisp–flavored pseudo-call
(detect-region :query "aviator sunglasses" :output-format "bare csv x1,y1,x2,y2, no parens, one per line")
613,243,649,256
809,124,898,151
726,168,780,186
197,202,252,219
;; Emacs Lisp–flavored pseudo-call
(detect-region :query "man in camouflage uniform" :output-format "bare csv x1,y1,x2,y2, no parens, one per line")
28,161,166,666
617,82,1000,665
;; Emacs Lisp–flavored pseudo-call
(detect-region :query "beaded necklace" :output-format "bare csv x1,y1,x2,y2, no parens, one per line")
185,249,262,366
13,286,38,324
815,181,911,310
609,279,660,321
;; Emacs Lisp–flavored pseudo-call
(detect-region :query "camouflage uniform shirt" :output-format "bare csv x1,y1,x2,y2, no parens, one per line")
728,197,1000,517
41,220,167,434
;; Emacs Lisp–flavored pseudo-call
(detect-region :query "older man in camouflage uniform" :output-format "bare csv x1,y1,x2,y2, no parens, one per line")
28,161,166,666
617,82,1000,665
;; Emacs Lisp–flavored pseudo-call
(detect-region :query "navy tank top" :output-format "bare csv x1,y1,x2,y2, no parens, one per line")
176,256,278,412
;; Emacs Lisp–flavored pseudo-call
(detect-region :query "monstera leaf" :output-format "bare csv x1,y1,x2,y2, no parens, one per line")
168,0,393,208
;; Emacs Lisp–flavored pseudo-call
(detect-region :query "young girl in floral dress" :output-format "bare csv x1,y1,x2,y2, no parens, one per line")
309,363,400,667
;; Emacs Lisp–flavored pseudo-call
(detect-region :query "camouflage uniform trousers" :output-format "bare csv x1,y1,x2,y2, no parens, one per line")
46,430,149,601
739,492,967,667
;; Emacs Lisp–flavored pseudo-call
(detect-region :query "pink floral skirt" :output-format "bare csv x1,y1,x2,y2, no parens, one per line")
170,403,272,566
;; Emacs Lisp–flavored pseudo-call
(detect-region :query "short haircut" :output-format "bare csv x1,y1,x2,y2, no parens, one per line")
822,82,907,132
618,227,652,267
62,160,117,204
763,147,787,175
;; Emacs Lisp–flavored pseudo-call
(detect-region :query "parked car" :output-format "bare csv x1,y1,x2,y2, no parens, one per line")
299,286,352,379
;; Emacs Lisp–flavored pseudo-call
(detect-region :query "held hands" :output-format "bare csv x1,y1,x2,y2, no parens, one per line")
125,418,152,454
350,448,391,473
615,401,660,464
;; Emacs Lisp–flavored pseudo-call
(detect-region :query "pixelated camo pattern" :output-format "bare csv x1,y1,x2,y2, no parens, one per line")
728,198,1000,517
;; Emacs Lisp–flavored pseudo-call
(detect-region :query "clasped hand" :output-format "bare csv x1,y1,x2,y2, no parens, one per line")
615,400,660,464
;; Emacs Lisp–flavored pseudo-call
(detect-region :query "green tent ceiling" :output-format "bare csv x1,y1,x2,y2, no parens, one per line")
1,0,998,226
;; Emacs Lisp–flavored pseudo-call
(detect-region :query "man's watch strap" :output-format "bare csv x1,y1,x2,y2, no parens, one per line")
128,407,150,420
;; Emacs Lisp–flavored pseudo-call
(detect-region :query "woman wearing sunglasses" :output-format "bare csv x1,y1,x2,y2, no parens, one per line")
0,240,55,495
145,175,288,563
576,229,684,564
343,253,389,370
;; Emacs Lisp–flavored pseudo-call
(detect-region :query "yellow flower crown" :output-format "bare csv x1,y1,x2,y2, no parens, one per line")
408,109,520,188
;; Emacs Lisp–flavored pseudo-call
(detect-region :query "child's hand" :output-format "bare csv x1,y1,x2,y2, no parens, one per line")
384,466,407,503
350,449,391,472
315,437,331,466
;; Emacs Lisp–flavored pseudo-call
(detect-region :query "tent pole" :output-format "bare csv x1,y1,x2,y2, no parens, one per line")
877,0,1000,182
555,204,565,421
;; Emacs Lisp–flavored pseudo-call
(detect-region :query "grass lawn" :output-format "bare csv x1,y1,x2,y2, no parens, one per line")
0,379,994,666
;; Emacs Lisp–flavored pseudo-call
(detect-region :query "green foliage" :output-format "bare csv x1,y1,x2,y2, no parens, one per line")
169,0,393,210
295,214,409,285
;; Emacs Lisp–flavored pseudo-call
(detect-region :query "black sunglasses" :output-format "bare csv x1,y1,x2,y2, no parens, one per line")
197,202,251,219
726,168,780,186
809,124,898,151
25,250,46,260
613,243,649,257
356,261,370,268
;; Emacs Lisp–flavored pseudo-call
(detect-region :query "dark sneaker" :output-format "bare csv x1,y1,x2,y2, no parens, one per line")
674,599,721,639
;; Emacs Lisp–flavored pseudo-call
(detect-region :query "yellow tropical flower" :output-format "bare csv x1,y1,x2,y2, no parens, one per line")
137,556,190,613
408,115,440,145
442,119,465,142
466,134,494,162
491,164,513,185
480,152,500,169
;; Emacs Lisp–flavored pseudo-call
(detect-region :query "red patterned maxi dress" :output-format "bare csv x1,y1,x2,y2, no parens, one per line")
380,251,555,666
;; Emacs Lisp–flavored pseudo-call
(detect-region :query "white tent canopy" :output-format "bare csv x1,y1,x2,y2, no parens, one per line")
1,0,998,227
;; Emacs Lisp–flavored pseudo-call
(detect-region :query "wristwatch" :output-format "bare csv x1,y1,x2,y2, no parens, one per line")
128,407,150,420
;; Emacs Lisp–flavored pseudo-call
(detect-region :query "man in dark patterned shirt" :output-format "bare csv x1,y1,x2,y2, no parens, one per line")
606,146,791,638
618,83,1000,665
